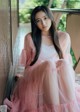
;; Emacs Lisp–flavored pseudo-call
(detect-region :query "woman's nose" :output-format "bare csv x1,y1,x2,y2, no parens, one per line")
41,20,46,26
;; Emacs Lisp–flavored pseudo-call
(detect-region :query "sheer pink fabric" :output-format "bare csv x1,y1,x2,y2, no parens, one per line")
4,32,80,112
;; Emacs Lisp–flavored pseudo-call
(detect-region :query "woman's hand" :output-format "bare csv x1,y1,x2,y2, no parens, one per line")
3,98,12,111
24,34,36,66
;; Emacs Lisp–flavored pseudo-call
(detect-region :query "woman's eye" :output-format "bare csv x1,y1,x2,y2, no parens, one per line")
44,17,47,19
36,19,41,23
44,17,48,20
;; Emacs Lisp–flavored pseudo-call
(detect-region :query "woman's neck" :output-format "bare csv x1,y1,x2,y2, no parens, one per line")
42,31,51,37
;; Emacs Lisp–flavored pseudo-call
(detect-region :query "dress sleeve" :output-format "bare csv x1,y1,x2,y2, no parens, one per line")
60,32,73,66
19,33,33,67
19,49,27,67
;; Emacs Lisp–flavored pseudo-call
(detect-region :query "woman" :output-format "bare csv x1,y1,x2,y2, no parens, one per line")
4,5,80,112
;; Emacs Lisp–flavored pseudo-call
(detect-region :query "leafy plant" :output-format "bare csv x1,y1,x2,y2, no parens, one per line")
70,48,77,66
19,0,49,23
57,14,67,32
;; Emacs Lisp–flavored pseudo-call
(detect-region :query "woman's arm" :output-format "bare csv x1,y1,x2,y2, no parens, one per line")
59,31,73,66
19,33,36,67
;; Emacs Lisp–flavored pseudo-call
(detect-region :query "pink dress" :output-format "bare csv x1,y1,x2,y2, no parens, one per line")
4,32,80,112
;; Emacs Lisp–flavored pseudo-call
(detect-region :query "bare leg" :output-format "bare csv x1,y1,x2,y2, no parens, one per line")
43,61,60,105
57,60,75,112
57,60,75,101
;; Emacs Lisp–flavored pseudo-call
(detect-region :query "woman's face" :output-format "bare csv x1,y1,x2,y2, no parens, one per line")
35,11,52,32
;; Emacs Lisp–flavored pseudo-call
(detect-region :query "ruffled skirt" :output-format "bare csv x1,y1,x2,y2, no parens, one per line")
5,59,80,112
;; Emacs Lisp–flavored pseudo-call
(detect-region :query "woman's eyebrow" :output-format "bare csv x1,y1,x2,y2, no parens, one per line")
35,18,41,20
36,15,47,20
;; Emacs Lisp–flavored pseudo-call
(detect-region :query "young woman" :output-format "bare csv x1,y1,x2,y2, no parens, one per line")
4,5,80,112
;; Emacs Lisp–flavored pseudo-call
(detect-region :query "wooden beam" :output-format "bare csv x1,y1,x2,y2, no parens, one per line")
52,0,67,27
48,0,53,8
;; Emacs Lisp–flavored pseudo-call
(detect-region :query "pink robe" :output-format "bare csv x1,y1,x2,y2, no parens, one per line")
4,32,80,112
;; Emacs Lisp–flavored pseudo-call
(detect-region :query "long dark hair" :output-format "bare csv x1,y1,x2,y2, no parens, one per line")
30,5,63,66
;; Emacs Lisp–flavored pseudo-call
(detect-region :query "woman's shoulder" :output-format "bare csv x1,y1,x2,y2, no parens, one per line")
57,30,70,44
25,32,32,40
24,32,35,49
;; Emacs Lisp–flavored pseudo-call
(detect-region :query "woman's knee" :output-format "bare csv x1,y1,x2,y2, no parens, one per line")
43,61,56,72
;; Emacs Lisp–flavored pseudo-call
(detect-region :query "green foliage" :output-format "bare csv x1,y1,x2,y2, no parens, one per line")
51,0,63,8
70,48,77,66
19,0,49,23
19,8,32,23
67,0,80,8
57,14,67,32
